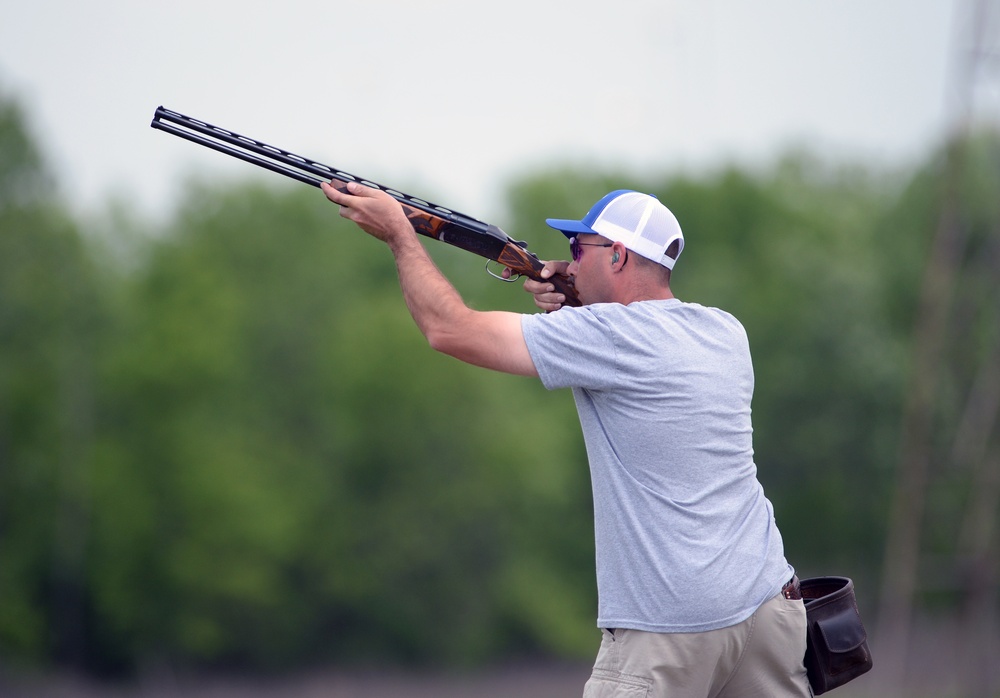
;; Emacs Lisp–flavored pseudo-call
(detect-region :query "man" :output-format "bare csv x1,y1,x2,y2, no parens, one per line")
321,181,812,697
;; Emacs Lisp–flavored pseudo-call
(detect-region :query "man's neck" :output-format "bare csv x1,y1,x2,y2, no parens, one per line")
613,280,674,305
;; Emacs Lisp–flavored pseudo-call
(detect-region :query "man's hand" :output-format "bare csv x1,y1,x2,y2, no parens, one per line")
519,260,572,312
321,181,413,248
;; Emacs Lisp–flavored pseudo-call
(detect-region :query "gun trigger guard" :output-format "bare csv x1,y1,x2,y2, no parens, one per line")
486,260,519,283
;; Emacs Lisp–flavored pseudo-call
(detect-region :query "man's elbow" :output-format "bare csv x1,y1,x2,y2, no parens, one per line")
425,328,455,357
422,308,476,359
421,311,535,376
425,327,490,368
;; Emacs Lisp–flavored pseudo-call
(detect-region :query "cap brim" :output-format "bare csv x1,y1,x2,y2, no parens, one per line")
545,218,596,239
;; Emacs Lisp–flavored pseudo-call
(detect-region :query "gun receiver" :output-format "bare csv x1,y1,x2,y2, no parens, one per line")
150,107,579,307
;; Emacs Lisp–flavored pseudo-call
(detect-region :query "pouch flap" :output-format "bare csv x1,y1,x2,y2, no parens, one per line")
815,606,868,653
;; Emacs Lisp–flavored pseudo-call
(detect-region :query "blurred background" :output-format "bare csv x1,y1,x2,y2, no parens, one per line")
1,1,998,696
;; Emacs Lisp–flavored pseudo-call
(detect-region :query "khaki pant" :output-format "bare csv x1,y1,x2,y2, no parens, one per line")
583,594,812,698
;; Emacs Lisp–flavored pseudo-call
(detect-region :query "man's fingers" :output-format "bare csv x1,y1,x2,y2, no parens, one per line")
343,181,380,197
321,180,369,203
542,260,570,278
523,280,565,311
538,294,566,307
321,181,351,205
523,277,555,295
535,298,564,312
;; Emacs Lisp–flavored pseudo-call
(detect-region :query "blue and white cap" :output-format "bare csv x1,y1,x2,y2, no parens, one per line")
546,190,684,269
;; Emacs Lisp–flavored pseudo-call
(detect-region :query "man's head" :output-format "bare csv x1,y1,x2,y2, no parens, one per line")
546,190,684,270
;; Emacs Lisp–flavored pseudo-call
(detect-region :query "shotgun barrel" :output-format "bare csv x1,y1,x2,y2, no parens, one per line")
150,106,580,306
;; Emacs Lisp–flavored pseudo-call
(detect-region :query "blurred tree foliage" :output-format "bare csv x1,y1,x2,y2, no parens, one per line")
0,94,110,668
1,86,996,677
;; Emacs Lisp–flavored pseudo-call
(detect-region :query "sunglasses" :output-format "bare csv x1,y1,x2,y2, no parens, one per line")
570,236,614,262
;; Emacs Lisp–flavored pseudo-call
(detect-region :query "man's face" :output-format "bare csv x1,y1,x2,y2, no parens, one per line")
567,234,615,305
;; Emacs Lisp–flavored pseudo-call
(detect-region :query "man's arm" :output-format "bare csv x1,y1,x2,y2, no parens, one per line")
322,181,538,377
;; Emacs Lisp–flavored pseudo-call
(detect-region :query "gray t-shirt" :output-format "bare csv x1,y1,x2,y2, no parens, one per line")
521,298,792,633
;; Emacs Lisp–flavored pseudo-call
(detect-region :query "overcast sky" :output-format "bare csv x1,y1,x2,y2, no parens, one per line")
0,0,965,223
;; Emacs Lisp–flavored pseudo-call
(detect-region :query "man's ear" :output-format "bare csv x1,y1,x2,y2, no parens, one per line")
611,242,628,269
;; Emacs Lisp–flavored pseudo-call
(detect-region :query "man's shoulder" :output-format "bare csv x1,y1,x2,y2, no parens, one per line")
654,299,743,327
525,299,744,335
600,298,737,323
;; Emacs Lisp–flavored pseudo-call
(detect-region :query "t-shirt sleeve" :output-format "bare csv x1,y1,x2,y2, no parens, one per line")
521,307,618,391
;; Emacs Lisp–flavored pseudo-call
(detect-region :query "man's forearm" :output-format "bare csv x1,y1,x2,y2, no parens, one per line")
387,231,471,348
323,181,537,377
387,230,536,376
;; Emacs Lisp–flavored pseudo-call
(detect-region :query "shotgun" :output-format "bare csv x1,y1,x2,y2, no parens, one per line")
150,107,580,307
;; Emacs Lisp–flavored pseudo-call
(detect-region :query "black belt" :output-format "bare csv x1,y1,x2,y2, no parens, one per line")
782,575,802,600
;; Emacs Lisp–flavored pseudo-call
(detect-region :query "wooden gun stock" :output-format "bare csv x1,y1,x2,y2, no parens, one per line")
151,107,580,307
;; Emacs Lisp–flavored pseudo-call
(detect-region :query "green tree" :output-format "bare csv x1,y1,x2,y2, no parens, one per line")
0,88,107,669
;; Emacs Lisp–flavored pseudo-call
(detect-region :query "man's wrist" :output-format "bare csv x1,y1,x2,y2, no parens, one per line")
386,224,423,257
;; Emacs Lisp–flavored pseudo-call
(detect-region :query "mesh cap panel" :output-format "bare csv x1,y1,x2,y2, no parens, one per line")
590,192,684,268
545,190,685,269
